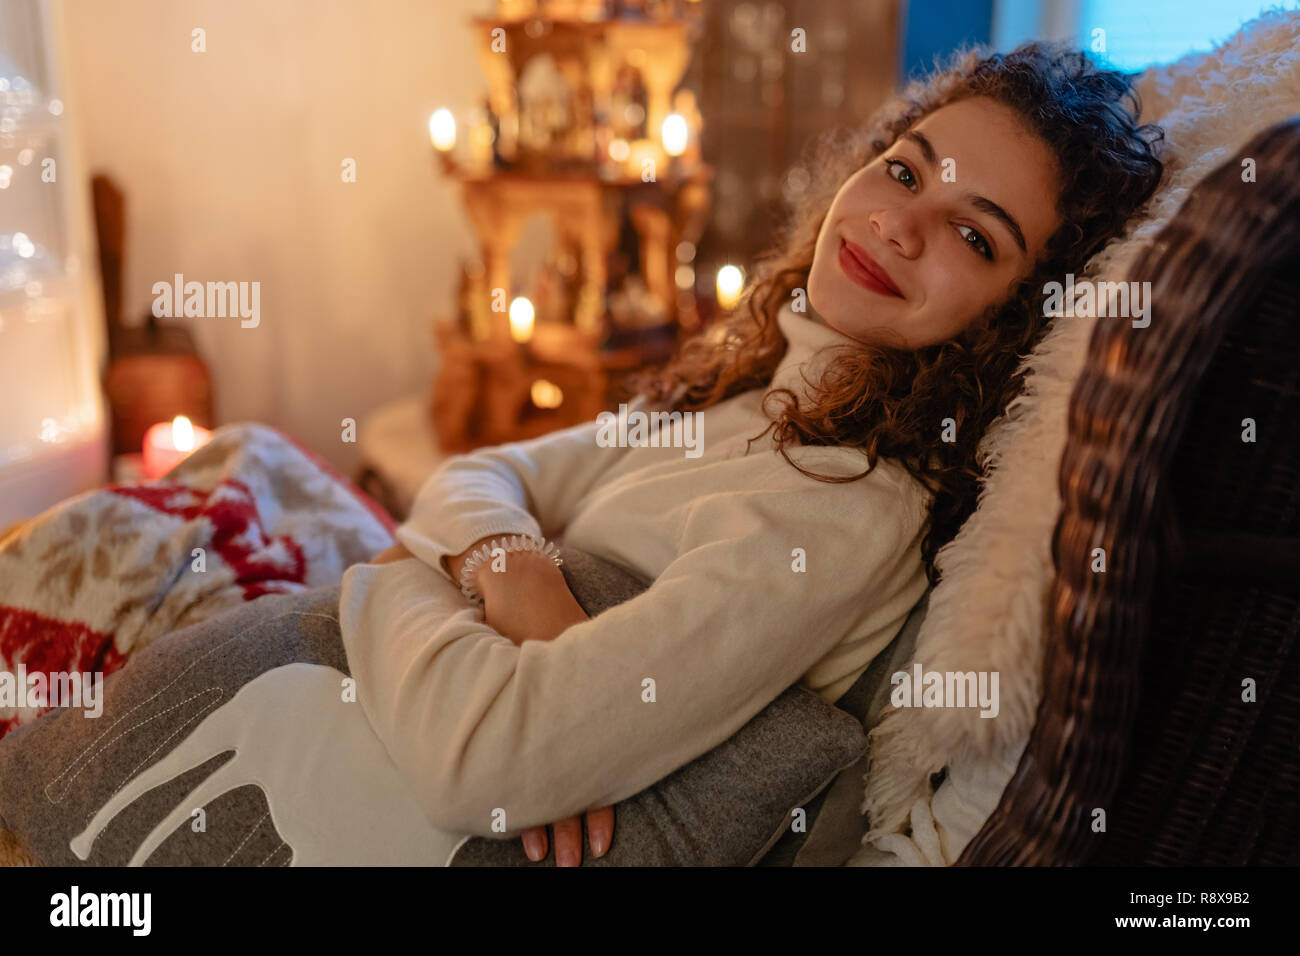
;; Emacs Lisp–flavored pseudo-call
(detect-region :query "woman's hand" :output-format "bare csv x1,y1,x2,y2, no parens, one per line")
370,540,414,565
475,548,588,645
521,806,614,866
384,536,612,861
378,535,587,643
455,540,610,862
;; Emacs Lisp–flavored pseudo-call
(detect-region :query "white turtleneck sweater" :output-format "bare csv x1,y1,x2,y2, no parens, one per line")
339,303,932,835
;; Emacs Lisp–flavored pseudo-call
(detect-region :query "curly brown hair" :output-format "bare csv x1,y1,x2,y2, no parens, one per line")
629,43,1165,583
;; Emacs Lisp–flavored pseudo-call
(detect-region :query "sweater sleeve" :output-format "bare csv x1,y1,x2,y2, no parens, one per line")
397,404,642,580
339,464,926,836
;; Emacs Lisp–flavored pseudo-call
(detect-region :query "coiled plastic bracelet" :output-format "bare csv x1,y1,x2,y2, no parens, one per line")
457,534,563,605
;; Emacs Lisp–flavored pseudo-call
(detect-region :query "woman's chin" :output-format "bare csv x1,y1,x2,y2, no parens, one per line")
813,308,859,340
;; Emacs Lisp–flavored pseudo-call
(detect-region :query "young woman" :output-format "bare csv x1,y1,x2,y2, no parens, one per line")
347,43,1163,865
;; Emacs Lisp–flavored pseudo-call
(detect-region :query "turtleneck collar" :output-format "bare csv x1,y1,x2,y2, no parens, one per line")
767,302,860,402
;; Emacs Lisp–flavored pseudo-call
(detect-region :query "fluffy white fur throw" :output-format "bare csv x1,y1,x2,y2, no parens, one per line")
859,9,1300,855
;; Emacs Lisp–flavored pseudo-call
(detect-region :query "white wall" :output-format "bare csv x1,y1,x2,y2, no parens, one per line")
62,0,494,472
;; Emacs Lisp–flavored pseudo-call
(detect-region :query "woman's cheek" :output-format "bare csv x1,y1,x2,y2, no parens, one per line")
920,263,959,311
937,256,994,308
918,268,978,337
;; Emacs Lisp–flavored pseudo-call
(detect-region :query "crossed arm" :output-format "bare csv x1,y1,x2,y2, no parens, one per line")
346,420,925,865
370,537,611,866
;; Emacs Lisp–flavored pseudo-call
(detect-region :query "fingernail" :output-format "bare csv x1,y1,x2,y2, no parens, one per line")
558,848,580,867
590,833,607,857
522,833,544,861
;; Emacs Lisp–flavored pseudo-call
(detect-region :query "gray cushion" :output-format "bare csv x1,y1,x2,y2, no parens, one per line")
0,548,867,866
777,591,929,867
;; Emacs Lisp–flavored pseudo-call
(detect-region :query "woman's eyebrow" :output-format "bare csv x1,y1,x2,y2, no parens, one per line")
901,129,938,166
968,195,1027,254
902,127,1028,255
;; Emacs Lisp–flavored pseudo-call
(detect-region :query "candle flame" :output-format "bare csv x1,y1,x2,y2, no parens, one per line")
661,113,688,157
429,109,456,151
716,264,744,310
509,297,535,343
172,415,195,452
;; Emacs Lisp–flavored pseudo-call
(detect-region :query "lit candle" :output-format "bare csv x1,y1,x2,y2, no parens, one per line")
509,296,535,343
716,264,744,310
429,109,456,151
530,379,564,409
143,415,213,479
661,113,688,157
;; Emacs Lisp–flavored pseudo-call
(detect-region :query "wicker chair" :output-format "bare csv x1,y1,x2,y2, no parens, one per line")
959,116,1300,866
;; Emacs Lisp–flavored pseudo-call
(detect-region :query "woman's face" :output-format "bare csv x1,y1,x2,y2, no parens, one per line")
807,96,1063,349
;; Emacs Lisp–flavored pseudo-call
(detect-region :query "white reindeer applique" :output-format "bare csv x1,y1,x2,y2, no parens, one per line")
70,664,469,866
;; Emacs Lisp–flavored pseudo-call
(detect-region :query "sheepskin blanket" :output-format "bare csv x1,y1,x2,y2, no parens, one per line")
0,424,395,740
858,9,1300,857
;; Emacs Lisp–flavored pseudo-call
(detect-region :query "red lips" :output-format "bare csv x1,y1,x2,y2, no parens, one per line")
838,238,903,298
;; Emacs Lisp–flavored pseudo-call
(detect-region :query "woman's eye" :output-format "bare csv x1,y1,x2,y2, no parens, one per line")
885,159,917,191
956,224,993,261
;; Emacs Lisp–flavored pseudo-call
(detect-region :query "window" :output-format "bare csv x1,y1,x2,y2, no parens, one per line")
994,0,1299,72
1076,0,1299,70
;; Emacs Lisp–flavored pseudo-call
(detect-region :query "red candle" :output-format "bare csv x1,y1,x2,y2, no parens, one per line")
142,416,213,479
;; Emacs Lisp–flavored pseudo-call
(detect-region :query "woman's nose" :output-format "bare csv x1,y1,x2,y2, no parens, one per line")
870,206,923,259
